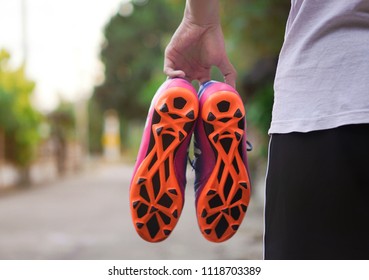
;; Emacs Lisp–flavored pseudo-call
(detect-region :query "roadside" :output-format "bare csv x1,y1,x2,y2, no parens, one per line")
0,162,264,260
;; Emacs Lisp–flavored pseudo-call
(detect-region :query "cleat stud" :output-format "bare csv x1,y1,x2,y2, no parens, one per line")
156,127,163,136
241,204,247,212
235,132,242,141
186,110,195,120
232,225,239,231
168,189,178,195
222,209,230,215
174,97,187,109
172,209,178,218
201,209,208,218
160,104,169,112
207,112,216,121
132,201,140,209
207,190,216,196
169,113,181,119
219,117,231,123
150,206,158,213
234,109,243,118
137,178,146,184
217,101,230,112
179,131,185,141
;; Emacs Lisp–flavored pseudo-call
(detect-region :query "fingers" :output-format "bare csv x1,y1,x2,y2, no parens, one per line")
164,56,186,79
218,58,237,88
164,55,211,84
164,46,236,88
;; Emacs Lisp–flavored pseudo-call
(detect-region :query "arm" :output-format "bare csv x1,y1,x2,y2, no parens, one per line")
164,0,236,87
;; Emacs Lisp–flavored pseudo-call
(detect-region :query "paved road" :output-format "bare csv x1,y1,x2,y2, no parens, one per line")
0,163,263,260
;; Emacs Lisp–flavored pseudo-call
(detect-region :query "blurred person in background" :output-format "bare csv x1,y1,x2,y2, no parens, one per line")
164,0,369,259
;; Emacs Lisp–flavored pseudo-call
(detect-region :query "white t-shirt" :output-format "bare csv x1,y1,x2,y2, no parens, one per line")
269,0,369,134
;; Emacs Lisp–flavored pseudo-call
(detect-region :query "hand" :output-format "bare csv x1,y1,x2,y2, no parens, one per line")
164,19,237,88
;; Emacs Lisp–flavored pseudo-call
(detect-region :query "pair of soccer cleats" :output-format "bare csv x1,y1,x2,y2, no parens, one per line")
129,78,251,243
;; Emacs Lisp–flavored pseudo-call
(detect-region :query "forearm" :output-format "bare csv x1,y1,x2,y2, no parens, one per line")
184,0,220,26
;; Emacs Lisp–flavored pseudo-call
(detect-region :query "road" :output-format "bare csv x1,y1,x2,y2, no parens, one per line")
0,162,263,260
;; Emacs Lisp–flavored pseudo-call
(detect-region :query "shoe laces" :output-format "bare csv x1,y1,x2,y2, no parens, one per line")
188,139,201,170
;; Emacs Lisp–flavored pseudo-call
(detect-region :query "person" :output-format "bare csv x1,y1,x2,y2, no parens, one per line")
164,0,369,259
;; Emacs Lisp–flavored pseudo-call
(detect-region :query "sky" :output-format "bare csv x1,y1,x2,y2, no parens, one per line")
0,0,132,112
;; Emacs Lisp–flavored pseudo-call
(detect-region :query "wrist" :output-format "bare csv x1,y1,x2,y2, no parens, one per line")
184,0,220,27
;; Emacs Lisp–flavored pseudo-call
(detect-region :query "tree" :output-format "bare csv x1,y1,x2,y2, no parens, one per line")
93,0,183,120
48,100,76,175
221,0,290,69
0,49,42,184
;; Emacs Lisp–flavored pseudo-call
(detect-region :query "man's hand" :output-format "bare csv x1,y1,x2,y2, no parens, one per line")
164,17,236,88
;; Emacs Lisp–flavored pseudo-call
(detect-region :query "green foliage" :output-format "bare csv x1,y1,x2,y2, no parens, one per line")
246,83,274,157
48,100,76,141
222,0,290,69
0,49,42,167
93,0,183,120
247,84,274,136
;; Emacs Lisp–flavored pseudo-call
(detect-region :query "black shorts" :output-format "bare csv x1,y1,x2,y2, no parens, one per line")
264,124,369,260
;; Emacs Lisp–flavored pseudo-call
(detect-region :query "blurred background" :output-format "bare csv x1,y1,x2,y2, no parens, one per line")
0,0,290,259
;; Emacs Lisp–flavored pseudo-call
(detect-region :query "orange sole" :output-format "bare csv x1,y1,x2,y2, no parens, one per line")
130,87,198,242
196,91,251,242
